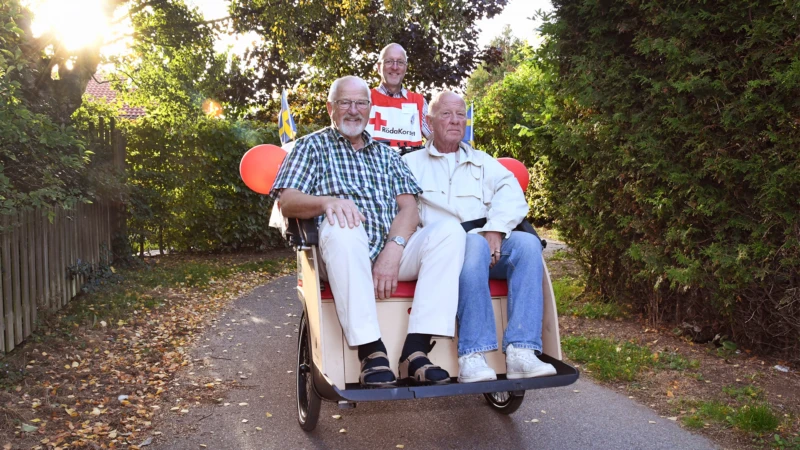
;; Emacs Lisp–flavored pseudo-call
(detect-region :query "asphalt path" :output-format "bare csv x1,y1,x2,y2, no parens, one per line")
152,273,716,450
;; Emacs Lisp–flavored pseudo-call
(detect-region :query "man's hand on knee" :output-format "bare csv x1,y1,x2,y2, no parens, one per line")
324,198,367,228
482,231,503,269
372,246,402,299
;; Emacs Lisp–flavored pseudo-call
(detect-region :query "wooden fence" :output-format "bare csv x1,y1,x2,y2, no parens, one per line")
0,203,114,353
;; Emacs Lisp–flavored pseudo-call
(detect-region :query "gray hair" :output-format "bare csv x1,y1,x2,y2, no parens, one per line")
378,43,408,62
428,91,466,116
327,76,371,102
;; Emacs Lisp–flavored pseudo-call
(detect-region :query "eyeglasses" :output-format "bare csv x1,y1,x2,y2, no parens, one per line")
333,99,371,110
382,59,407,68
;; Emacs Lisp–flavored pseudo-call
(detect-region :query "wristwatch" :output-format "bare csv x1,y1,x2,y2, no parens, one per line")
389,236,406,248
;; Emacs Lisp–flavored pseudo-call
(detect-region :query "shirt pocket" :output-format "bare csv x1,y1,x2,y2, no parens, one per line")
419,178,447,205
453,165,486,219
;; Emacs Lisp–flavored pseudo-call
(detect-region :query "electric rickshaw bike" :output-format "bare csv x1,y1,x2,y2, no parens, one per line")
259,144,580,432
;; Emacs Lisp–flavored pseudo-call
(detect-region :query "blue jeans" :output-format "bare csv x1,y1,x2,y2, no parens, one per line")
456,231,544,356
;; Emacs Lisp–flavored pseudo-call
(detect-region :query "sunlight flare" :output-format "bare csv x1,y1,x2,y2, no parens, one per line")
29,0,110,51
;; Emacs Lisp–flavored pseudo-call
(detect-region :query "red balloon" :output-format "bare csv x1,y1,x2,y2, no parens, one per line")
497,157,530,192
239,144,288,194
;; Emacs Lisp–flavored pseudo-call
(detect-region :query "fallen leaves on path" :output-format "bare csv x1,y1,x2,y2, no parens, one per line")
0,252,292,449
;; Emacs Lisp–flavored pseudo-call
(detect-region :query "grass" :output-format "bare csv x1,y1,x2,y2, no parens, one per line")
548,248,571,261
661,351,701,371
772,433,800,449
680,400,732,429
552,277,583,304
562,336,657,381
57,290,160,328
562,335,700,382
682,415,706,429
553,277,626,319
680,399,782,435
537,227,562,242
132,258,286,289
723,384,764,402
700,400,734,422
729,404,781,433
56,255,290,329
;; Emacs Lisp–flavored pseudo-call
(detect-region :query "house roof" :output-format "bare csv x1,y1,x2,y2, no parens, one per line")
84,76,145,119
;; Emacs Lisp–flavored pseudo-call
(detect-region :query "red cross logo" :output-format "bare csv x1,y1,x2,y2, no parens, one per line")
369,112,387,131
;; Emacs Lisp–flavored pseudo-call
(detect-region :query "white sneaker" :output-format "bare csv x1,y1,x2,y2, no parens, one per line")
505,344,557,379
457,352,497,383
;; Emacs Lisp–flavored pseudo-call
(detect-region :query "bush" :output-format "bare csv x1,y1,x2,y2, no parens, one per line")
533,1,800,360
471,45,554,223
123,115,319,252
0,2,93,215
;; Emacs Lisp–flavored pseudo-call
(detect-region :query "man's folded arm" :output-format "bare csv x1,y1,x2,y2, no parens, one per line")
279,188,366,228
277,188,326,219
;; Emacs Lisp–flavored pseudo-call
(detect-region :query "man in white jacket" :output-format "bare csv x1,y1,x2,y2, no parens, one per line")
402,91,556,382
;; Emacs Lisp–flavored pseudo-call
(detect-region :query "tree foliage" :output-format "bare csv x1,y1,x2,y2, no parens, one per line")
532,0,800,359
466,26,527,101
7,0,515,249
2,0,228,215
99,1,289,252
104,0,514,250
230,0,510,121
0,1,92,215
18,0,511,125
466,33,553,223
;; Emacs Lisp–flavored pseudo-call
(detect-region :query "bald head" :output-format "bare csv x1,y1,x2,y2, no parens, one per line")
429,91,467,115
378,43,408,61
327,75,370,102
427,91,468,152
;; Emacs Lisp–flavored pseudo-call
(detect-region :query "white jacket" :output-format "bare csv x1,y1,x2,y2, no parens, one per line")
402,141,529,237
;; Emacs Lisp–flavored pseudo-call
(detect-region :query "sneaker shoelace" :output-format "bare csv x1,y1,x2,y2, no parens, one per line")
462,353,486,369
510,347,540,365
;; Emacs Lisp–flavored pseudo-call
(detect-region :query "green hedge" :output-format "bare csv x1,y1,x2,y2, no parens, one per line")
533,0,800,359
123,116,317,253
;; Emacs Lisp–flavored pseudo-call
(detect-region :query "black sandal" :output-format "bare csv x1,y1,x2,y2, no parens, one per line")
359,351,397,387
398,351,450,385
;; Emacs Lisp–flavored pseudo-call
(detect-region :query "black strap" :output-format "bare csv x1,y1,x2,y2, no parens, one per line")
284,217,319,248
460,218,547,249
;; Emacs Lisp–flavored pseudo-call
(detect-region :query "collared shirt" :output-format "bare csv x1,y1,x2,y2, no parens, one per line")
271,126,422,260
376,83,432,138
402,141,528,237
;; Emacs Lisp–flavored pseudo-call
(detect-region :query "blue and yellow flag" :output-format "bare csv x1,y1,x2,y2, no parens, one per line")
462,102,474,147
278,89,297,144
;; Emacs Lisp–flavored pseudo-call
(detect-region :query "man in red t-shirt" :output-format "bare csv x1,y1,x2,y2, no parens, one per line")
368,43,431,148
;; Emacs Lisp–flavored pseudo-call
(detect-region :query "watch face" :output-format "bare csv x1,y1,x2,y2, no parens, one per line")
392,236,406,246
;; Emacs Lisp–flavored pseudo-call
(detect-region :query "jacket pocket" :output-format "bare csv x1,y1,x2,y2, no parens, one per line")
453,174,485,220
453,165,483,202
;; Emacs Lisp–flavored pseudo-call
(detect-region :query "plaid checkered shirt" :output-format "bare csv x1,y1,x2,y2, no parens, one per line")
271,127,422,260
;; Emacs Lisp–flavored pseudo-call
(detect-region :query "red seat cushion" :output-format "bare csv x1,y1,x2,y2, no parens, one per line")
319,279,508,300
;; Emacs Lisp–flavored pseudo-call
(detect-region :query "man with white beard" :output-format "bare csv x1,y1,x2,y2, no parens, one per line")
271,76,465,387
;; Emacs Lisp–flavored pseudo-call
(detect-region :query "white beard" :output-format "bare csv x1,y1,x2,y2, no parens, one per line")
337,115,367,138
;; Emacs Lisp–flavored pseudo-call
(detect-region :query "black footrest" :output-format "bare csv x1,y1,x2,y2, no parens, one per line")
316,354,579,403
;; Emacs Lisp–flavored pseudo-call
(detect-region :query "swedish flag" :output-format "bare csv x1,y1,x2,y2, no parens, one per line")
278,89,297,144
462,102,474,147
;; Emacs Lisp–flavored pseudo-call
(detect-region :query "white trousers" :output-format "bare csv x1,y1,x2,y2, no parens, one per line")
318,218,465,346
